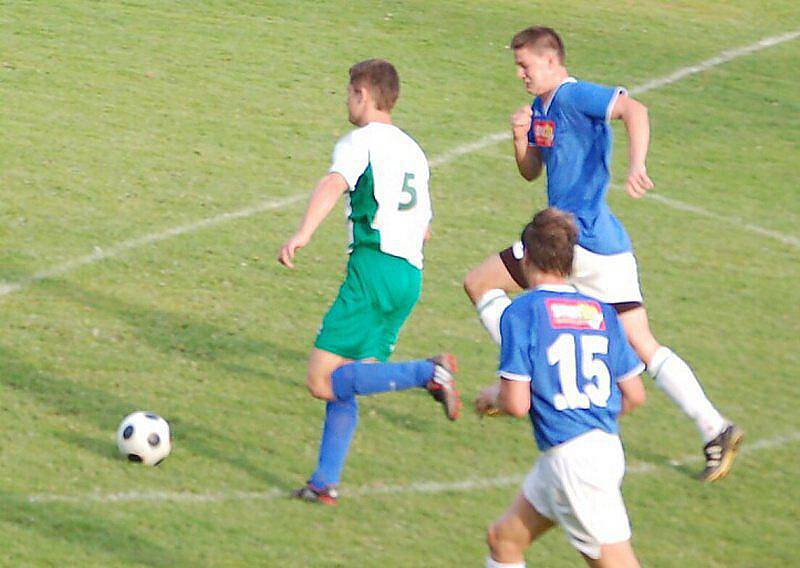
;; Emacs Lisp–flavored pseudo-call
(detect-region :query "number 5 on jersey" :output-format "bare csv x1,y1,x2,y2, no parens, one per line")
547,333,612,410
399,172,417,211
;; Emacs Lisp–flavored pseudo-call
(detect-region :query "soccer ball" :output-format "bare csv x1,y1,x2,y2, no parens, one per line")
116,411,172,466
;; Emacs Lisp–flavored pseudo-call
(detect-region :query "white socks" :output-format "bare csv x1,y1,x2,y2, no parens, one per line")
486,557,525,568
476,289,512,345
648,347,726,442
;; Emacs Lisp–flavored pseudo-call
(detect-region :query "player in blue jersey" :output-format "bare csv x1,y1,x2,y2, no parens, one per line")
464,26,741,482
476,208,646,567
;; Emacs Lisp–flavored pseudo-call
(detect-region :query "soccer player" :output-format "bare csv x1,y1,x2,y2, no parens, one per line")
475,208,646,568
464,26,742,481
278,59,461,505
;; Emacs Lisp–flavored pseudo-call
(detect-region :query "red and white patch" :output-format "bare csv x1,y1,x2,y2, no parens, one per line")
546,298,605,330
533,119,555,147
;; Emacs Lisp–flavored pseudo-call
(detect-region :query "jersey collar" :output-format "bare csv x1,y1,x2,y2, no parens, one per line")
535,284,577,293
541,76,577,114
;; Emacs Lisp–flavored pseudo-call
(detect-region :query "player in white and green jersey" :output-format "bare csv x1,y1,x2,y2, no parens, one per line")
316,119,431,361
278,59,461,505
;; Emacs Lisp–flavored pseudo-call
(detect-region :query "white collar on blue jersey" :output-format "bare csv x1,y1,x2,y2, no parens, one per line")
542,76,577,114
535,284,577,293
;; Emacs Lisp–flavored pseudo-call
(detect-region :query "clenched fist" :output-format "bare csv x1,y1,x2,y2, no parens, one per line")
511,106,533,142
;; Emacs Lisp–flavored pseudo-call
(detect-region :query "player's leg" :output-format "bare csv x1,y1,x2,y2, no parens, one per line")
306,347,349,400
548,431,639,566
297,250,461,502
297,253,373,503
330,250,460,418
301,349,458,502
464,247,524,344
618,305,725,438
323,248,461,415
571,246,741,480
580,541,639,568
486,492,554,567
294,348,358,503
618,306,743,481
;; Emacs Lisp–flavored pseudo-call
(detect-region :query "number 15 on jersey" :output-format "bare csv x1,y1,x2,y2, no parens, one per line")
547,333,612,411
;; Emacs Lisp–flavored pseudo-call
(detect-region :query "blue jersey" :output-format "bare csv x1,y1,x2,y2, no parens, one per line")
498,284,644,451
527,78,631,255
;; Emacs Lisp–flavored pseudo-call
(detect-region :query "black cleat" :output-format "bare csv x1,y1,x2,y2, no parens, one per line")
291,483,339,505
426,353,461,421
700,424,744,482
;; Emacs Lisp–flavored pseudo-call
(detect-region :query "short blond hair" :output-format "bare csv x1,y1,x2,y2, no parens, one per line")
510,27,565,64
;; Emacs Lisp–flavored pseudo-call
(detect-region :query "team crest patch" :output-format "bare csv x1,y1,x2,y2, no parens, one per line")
533,119,555,147
545,298,605,330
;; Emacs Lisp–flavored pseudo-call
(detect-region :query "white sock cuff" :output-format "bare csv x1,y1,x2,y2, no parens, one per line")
486,557,525,568
648,346,674,378
477,289,511,314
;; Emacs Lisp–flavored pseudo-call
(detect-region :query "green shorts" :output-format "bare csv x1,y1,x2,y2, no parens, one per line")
314,247,422,362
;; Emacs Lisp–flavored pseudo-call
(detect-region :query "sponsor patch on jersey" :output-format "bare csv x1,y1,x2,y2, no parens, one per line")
533,119,555,147
545,298,605,330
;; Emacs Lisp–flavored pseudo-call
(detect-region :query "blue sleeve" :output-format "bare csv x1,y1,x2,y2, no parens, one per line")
498,306,533,382
607,311,644,381
566,82,625,122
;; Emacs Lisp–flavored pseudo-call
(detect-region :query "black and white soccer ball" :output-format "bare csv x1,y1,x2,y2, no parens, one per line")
116,411,172,466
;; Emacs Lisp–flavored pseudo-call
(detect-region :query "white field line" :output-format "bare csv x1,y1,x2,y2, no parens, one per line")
24,430,800,505
2,29,799,299
646,193,800,249
0,195,306,297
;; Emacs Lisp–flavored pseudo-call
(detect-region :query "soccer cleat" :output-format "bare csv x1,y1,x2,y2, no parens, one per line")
426,353,462,421
291,483,339,505
700,423,744,482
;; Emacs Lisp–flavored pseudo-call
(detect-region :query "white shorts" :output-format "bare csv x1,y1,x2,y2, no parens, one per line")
571,245,642,304
522,429,631,559
506,242,642,304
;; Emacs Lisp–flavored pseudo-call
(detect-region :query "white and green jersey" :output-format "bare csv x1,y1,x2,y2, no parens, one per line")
329,122,431,269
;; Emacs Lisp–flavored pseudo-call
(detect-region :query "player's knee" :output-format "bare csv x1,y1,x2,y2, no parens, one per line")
305,376,334,401
486,520,519,556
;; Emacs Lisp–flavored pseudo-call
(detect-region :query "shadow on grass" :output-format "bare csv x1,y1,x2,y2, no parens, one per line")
366,392,439,434
626,446,700,481
0,345,292,489
0,490,181,566
51,281,308,371
52,429,118,462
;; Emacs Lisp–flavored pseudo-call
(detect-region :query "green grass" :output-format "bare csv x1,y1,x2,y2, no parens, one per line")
1,1,799,565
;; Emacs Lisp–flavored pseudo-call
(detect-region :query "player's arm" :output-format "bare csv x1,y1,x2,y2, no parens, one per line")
277,172,349,268
511,106,543,181
610,94,654,199
618,373,646,415
474,378,530,417
499,378,531,417
475,306,532,417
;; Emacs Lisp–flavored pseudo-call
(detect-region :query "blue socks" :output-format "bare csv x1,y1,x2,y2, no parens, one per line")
309,398,358,489
309,359,435,489
331,360,435,400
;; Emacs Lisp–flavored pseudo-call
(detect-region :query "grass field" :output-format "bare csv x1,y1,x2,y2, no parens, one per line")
2,1,799,566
